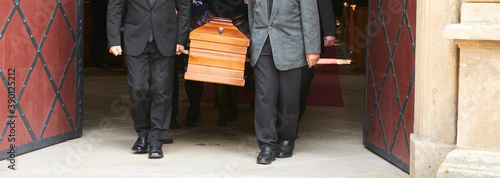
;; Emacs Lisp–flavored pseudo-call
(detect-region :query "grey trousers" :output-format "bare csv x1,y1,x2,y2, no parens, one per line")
126,40,175,147
254,49,302,150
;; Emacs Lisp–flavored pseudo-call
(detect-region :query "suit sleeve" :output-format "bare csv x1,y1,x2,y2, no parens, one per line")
318,0,336,36
176,0,191,46
300,0,321,54
107,0,125,47
121,3,128,28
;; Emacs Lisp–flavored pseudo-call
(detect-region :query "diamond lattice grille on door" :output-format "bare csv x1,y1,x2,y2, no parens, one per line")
0,0,83,159
363,0,416,172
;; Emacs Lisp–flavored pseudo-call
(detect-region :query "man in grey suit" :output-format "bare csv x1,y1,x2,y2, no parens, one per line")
248,0,321,164
107,0,191,159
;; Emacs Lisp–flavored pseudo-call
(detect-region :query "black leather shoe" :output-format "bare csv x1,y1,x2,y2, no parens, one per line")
148,147,163,159
185,108,200,127
170,120,181,129
228,107,238,121
256,147,276,164
185,119,196,127
216,115,227,127
159,136,174,144
131,137,148,153
276,140,295,158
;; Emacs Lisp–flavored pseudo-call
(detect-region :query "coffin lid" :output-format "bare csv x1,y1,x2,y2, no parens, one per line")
189,18,250,46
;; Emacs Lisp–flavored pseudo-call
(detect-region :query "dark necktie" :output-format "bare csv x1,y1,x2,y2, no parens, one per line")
268,0,273,19
149,0,155,42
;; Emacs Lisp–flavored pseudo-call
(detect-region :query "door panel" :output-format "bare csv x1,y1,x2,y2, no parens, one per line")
0,0,83,159
364,0,416,172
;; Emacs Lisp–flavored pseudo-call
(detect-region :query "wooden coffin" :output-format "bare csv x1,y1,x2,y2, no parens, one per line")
184,18,250,87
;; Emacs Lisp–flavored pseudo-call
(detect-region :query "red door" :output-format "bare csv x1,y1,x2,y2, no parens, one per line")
0,0,83,160
364,0,416,172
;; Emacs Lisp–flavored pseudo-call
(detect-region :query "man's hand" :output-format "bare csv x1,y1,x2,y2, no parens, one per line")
324,36,336,47
306,54,320,68
176,44,185,55
109,46,122,56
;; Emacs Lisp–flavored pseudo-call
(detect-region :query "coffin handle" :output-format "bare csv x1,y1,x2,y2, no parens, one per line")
180,49,189,55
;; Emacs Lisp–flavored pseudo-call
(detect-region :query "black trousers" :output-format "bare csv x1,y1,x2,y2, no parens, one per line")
184,80,204,118
299,66,315,121
254,50,302,150
126,40,175,147
171,55,205,121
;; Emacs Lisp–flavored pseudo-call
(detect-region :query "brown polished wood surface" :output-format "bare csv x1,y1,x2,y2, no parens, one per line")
187,64,244,78
184,19,249,87
212,17,233,23
188,48,246,70
190,40,248,55
189,27,250,46
204,22,239,30
184,72,245,86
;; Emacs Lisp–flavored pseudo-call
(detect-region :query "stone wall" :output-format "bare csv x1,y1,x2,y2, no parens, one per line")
412,0,500,177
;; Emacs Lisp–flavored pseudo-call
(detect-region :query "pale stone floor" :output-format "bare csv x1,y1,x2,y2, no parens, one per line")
0,43,409,178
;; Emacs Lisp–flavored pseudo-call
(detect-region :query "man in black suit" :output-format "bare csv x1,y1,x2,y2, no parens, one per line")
107,0,191,159
298,0,337,122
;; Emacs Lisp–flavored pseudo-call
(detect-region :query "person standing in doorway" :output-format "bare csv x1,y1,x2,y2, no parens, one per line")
90,0,110,69
247,0,321,164
107,0,191,159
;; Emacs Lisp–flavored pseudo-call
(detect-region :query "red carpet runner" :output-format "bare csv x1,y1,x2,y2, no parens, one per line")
183,46,344,107
307,57,344,107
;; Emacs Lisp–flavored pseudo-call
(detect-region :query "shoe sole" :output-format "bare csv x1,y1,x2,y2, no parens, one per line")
162,140,174,144
276,154,292,158
132,148,149,153
148,155,164,159
148,152,164,159
160,139,174,144
256,158,276,164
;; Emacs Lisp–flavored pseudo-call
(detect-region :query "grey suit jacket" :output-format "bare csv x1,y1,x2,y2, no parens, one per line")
248,0,321,71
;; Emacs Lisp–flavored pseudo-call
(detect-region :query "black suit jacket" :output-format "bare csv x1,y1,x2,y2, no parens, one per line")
318,0,336,37
107,0,191,57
